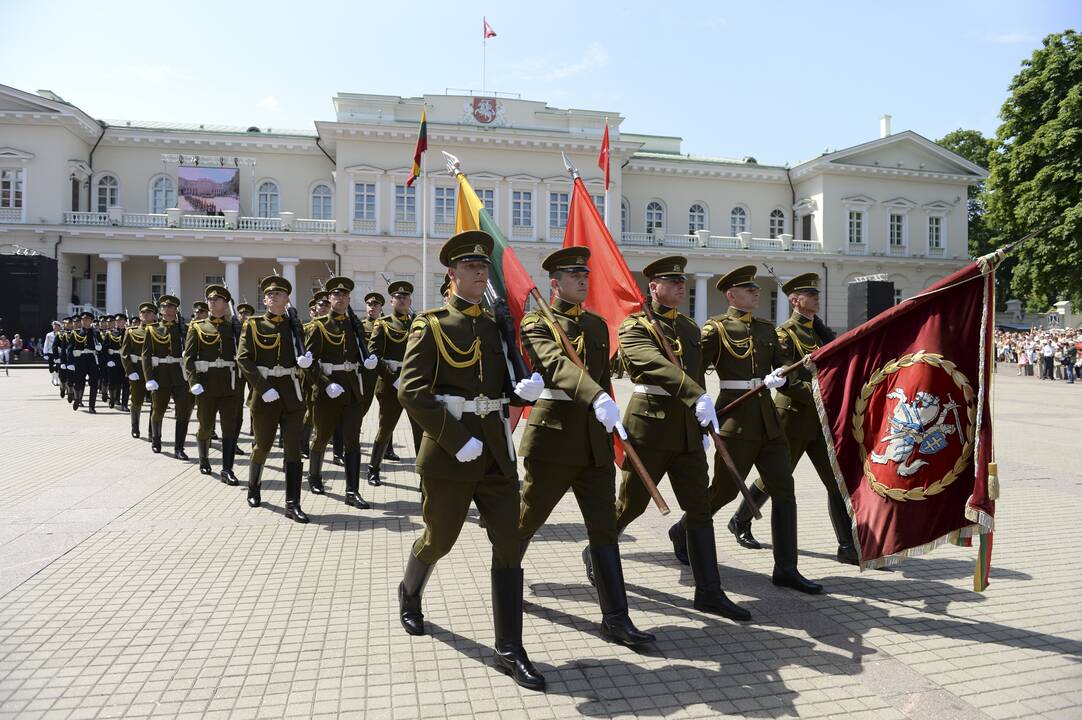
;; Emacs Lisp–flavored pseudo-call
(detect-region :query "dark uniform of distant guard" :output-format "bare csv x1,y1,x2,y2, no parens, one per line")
397,231,547,691
669,265,822,594
725,273,857,564
237,275,315,523
613,256,752,620
121,303,157,438
233,303,255,450
517,247,655,647
300,292,331,460
358,292,384,424
57,317,73,400
100,315,126,409
69,311,102,413
183,284,242,484
142,294,194,458
191,300,209,323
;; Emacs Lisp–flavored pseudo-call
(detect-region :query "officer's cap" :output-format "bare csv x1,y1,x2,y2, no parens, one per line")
440,230,493,267
781,273,819,295
387,281,414,297
716,265,760,293
324,276,354,294
543,247,591,274
364,292,385,306
205,284,233,303
158,294,180,308
643,256,688,281
314,290,330,305
260,275,292,296
236,303,255,315
78,310,94,319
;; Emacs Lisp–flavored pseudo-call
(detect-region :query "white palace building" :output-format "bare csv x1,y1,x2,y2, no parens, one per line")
0,82,988,329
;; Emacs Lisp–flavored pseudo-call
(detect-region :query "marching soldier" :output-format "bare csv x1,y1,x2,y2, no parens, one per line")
300,292,330,459
366,281,423,485
69,311,102,413
669,265,822,593
98,317,110,405
304,277,379,505
183,284,242,484
613,256,752,620
100,315,125,409
358,291,384,423
237,275,315,523
233,303,255,451
121,303,156,438
141,295,194,458
396,231,547,691
56,318,72,400
191,301,209,322
725,273,857,564
518,247,655,647
116,315,132,411
63,316,78,403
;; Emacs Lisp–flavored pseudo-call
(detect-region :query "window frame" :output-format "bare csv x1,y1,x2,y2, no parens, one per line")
688,202,707,234
0,167,26,211
549,191,570,229
96,174,119,214
847,209,867,245
645,199,666,234
729,205,749,236
149,174,176,215
512,189,533,228
394,183,417,223
309,182,334,220
256,179,280,218
352,182,377,221
768,208,787,239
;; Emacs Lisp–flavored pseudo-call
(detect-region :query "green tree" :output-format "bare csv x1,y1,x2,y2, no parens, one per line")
986,30,1082,311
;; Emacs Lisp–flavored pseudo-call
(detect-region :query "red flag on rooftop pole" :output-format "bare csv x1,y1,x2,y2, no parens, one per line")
483,18,497,38
598,124,611,190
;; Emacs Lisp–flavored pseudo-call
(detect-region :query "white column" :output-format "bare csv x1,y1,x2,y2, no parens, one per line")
775,280,790,324
159,255,185,301
694,273,712,326
219,256,243,298
277,257,300,306
100,253,127,314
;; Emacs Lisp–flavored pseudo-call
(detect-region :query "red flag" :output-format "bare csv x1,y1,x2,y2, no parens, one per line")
483,18,496,38
598,124,611,190
809,258,998,582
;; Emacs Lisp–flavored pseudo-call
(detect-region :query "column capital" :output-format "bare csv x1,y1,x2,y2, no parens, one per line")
275,257,300,266
159,255,185,263
99,253,128,262
694,272,714,279
218,256,244,264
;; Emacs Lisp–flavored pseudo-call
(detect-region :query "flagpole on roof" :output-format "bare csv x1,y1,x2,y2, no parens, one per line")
421,111,428,308
482,18,487,95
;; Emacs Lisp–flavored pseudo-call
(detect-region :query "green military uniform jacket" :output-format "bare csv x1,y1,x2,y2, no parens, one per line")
701,306,788,440
618,301,705,453
773,310,822,411
398,295,518,480
237,313,303,412
519,297,612,468
304,312,363,402
120,325,147,378
183,316,239,398
141,320,186,388
370,312,413,390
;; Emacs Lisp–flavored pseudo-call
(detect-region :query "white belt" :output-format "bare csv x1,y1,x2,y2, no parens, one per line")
129,354,142,363
321,361,359,373
435,394,510,419
72,349,97,358
717,379,764,391
195,359,235,371
258,365,303,401
537,388,571,401
107,349,121,356
151,356,181,366
632,384,670,397
384,359,403,372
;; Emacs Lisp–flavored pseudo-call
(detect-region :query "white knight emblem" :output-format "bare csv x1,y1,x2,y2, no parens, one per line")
869,388,962,477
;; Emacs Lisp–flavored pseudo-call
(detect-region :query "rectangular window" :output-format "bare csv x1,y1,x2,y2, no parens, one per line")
889,213,906,246
549,192,569,228
395,184,417,223
895,289,903,306
205,275,224,287
478,188,495,218
592,194,605,218
847,211,864,244
353,183,376,220
94,273,107,310
928,216,942,248
512,190,532,227
434,186,456,224
1,168,25,208
151,274,166,302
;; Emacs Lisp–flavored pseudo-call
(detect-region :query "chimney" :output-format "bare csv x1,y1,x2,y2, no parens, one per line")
880,114,892,139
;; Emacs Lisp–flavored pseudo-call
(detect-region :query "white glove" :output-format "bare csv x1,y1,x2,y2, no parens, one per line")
702,433,713,453
694,393,720,432
592,394,622,434
514,372,545,403
363,354,379,370
95,344,102,351
261,388,280,403
392,376,401,390
128,372,139,381
326,382,344,399
107,361,115,368
296,351,313,369
190,383,205,396
455,437,483,463
145,380,159,391
67,364,75,371
763,368,787,390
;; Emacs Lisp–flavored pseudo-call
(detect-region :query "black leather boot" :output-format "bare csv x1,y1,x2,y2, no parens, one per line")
591,544,655,647
174,421,190,461
367,441,386,487
668,518,689,565
197,438,212,474
828,493,859,565
384,443,402,462
247,462,263,507
151,420,162,454
344,451,371,509
308,451,325,494
89,384,97,412
73,386,82,410
686,525,752,621
332,425,344,465
771,501,823,594
220,438,239,485
284,461,309,523
581,545,596,586
301,423,311,459
398,554,435,636
130,410,141,439
491,568,545,691
726,482,770,550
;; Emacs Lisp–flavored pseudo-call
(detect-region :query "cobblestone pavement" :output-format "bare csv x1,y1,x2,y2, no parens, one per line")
0,367,1079,719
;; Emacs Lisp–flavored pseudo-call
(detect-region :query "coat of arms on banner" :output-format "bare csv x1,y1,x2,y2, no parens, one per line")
853,351,976,502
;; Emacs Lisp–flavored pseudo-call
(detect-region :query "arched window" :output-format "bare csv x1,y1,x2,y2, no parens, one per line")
96,175,118,213
621,198,629,234
646,201,665,233
688,203,706,234
729,206,748,236
310,183,333,220
768,208,786,239
150,176,176,214
257,181,279,218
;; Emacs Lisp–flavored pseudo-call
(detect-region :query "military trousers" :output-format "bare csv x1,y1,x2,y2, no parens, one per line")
374,387,423,449
751,401,840,500
708,433,795,514
195,393,240,441
359,369,377,417
73,360,99,397
233,382,248,436
311,392,362,453
615,444,714,532
150,382,194,425
519,457,618,546
250,401,302,465
412,452,521,568
128,377,147,416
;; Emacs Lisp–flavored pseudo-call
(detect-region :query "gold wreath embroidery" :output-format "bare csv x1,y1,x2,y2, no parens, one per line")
852,351,976,502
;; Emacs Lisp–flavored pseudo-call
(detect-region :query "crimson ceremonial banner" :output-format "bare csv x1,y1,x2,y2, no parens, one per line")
809,254,1000,578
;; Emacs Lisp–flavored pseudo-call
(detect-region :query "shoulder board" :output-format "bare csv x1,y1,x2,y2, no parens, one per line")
409,317,429,332
619,316,639,330
521,313,541,328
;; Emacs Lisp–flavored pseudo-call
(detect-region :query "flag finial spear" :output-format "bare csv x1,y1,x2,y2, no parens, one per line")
561,152,580,180
442,151,462,178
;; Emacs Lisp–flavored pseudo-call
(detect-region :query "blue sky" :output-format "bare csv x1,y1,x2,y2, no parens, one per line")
2,0,1075,164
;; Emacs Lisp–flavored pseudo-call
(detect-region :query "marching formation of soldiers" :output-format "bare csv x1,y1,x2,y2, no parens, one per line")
41,230,856,692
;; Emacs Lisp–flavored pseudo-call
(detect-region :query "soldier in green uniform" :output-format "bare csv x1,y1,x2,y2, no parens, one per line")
612,256,751,620
518,247,655,647
183,284,242,484
725,273,857,564
366,281,424,485
668,265,822,593
358,292,384,424
191,301,209,322
237,276,315,523
397,231,547,691
233,302,255,452
142,295,194,458
121,303,156,438
115,315,132,411
300,292,331,459
304,276,379,505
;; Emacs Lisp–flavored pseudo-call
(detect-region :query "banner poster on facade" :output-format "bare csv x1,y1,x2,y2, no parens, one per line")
177,166,240,215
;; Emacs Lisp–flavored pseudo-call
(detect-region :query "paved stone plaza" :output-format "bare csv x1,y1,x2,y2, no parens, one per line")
0,367,1079,719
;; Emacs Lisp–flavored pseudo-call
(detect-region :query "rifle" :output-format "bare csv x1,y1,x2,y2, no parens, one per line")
285,304,307,361
345,304,374,362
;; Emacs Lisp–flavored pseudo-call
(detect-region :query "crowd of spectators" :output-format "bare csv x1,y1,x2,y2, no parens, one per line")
996,327,1081,384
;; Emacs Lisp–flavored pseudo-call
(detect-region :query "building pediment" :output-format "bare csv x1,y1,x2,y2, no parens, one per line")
793,131,988,182
882,196,917,208
0,147,35,162
922,200,956,211
343,163,385,176
841,194,876,206
506,173,541,183
0,84,101,141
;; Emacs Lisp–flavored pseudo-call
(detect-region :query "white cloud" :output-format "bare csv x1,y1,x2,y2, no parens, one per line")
257,95,279,110
509,43,609,83
982,32,1036,44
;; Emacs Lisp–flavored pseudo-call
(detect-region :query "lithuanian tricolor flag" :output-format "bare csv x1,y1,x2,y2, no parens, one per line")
406,109,427,187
